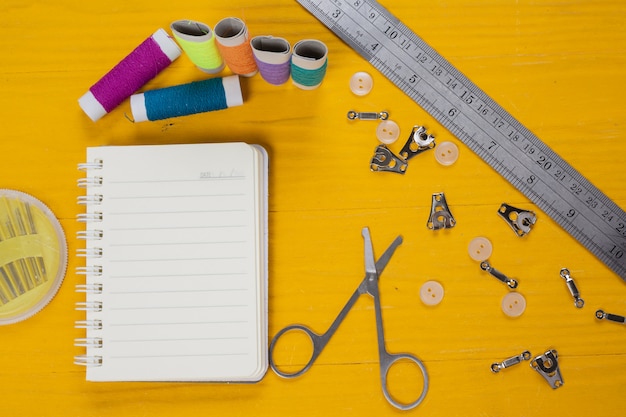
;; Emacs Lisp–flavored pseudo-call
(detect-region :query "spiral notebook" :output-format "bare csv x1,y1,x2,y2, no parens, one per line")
74,142,268,382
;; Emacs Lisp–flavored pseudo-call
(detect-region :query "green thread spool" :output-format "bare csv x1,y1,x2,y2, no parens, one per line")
291,39,328,90
171,20,224,74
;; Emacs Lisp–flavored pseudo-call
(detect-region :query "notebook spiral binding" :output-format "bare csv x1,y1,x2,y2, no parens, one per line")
75,159,104,367
77,194,103,205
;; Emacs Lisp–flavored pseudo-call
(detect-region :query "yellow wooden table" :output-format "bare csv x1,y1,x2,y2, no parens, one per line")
1,0,625,415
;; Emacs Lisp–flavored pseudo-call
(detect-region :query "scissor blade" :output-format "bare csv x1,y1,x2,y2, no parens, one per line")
374,235,403,276
362,227,403,277
362,227,377,274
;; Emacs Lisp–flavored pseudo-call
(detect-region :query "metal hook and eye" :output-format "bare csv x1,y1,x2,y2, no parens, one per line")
559,268,584,308
480,261,518,289
491,350,531,373
347,110,389,121
595,309,625,325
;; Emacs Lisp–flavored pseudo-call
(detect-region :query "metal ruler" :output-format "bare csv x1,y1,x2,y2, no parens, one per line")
296,0,626,281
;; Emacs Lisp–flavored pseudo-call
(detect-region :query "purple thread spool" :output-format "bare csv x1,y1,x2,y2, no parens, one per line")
78,29,181,122
250,36,292,85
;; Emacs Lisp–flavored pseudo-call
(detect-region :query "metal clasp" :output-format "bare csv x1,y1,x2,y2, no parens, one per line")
595,309,626,325
559,268,584,308
398,126,436,161
370,145,408,174
480,261,518,289
530,349,564,389
497,203,536,236
427,192,456,230
491,350,531,373
347,110,389,121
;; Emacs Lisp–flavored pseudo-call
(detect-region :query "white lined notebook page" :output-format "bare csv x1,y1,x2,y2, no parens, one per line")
81,143,267,382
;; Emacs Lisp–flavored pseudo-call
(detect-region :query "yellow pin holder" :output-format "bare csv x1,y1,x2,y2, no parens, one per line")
0,190,67,325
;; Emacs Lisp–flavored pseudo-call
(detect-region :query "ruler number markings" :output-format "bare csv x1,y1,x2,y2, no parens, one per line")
350,2,625,237
344,3,593,218
301,0,626,277
316,0,626,259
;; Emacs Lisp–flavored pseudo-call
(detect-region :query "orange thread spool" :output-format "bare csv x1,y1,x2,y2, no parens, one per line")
214,17,258,77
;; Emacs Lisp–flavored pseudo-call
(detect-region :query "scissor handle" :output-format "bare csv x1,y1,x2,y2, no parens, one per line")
379,351,429,411
269,324,327,378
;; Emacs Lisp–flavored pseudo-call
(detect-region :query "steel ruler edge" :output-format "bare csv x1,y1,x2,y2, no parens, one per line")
296,0,626,281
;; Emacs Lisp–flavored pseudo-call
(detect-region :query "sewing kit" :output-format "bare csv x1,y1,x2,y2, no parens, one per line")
0,190,67,325
63,0,626,410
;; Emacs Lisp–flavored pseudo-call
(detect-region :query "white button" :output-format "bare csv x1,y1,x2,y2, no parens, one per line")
501,292,526,317
376,120,400,144
468,236,493,262
420,280,444,306
349,71,373,96
435,141,459,166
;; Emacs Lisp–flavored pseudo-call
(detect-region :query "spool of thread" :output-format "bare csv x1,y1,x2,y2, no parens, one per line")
78,28,181,122
129,75,243,122
214,17,258,77
250,36,292,85
291,39,328,90
170,19,224,74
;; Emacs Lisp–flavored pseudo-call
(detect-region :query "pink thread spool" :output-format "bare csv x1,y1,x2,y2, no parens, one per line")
78,29,181,122
251,36,292,85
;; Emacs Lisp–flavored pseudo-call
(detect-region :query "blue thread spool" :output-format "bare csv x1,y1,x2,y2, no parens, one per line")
129,75,243,122
290,39,328,90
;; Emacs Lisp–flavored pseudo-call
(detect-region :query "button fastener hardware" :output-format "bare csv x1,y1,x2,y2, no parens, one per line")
434,141,459,166
468,236,493,262
491,350,531,373
559,268,584,308
419,280,444,306
501,292,526,317
349,71,374,95
530,349,564,389
375,120,401,144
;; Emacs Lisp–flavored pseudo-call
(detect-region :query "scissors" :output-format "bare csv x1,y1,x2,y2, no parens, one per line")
269,227,429,410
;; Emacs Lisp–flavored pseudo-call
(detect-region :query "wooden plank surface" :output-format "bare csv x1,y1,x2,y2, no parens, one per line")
0,0,624,415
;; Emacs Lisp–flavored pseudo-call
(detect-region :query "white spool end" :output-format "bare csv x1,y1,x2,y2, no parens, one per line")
129,93,148,122
420,280,445,306
250,36,291,63
152,28,182,61
349,71,373,96
78,90,107,122
468,236,493,262
376,120,400,144
435,141,460,166
222,75,244,108
501,292,526,317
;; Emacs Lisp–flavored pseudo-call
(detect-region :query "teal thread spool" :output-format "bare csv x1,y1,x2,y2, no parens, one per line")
170,20,224,74
129,75,243,122
290,39,328,90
